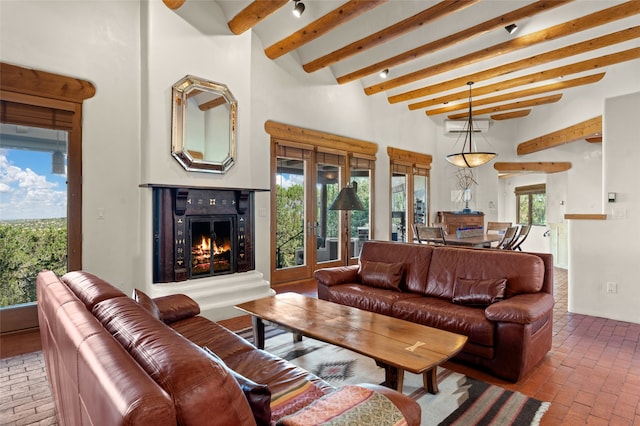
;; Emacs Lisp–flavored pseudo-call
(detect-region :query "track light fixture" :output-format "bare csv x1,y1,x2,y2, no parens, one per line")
379,69,389,79
292,0,305,18
505,24,518,34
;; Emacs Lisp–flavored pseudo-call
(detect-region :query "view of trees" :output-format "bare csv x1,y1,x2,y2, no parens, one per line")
0,219,67,306
276,178,371,268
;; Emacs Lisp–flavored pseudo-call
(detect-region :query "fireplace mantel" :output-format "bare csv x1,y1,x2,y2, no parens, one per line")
140,183,270,192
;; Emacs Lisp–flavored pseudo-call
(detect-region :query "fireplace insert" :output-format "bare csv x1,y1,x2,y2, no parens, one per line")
151,186,256,283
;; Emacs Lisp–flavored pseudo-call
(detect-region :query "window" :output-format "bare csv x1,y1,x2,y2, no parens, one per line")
515,184,546,226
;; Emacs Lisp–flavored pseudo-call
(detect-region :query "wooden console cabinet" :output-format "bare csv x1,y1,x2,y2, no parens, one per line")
436,211,484,235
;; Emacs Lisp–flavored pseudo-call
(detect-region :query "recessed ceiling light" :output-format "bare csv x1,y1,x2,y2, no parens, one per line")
379,69,389,79
292,0,305,18
505,24,518,34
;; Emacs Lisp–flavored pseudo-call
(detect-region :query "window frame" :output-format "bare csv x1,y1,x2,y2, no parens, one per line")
515,183,546,226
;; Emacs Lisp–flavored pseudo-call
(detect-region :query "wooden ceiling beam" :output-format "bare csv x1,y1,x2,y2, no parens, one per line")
337,0,570,86
517,116,602,155
369,1,639,96
447,94,562,119
491,110,531,120
265,0,386,60
228,1,289,35
303,0,478,73
494,162,572,173
423,73,605,114
396,26,640,102
162,0,185,10
399,47,639,107
585,136,603,143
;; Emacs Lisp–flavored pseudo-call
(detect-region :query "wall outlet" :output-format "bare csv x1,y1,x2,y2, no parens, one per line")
606,282,617,294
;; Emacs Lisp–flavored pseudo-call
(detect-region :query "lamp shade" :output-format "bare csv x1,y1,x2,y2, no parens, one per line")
329,185,364,211
446,152,497,168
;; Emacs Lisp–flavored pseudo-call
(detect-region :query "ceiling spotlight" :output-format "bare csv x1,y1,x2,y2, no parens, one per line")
505,24,518,34
292,0,305,18
379,69,389,79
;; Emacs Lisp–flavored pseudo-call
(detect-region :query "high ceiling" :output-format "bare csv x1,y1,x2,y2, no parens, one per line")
209,0,638,118
167,0,639,163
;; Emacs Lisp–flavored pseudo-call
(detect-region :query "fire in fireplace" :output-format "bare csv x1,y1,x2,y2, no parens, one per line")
190,217,234,277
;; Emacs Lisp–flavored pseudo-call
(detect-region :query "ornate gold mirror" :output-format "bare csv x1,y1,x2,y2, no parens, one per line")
171,75,237,173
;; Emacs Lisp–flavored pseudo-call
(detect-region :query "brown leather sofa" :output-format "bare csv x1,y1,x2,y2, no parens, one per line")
36,270,420,426
314,241,554,382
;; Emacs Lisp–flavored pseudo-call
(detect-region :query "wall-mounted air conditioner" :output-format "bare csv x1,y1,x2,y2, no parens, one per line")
445,119,490,134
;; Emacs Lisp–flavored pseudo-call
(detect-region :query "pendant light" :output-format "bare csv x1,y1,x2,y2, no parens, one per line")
445,82,497,168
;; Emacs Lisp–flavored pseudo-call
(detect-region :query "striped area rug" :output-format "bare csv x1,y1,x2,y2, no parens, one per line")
240,327,549,426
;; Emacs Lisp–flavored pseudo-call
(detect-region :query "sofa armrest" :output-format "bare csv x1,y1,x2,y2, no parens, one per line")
313,265,359,286
153,294,201,324
485,293,554,325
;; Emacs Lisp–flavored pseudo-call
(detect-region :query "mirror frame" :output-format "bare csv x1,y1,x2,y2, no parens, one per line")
171,75,237,173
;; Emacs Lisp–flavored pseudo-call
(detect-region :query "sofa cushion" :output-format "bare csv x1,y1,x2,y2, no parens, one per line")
93,296,255,426
359,241,433,293
358,261,404,291
392,297,495,347
62,271,126,310
153,294,201,324
452,277,507,306
132,288,161,320
203,346,271,426
426,247,544,299
324,284,423,317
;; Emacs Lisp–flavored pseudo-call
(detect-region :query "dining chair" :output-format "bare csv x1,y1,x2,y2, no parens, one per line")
485,221,512,247
509,224,531,251
495,226,518,250
486,221,512,233
413,224,446,245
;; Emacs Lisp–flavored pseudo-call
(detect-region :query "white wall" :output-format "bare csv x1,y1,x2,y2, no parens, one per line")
568,91,640,324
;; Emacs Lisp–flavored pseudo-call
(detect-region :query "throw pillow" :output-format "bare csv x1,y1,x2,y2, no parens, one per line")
131,288,161,320
452,277,507,306
203,346,272,426
358,261,404,291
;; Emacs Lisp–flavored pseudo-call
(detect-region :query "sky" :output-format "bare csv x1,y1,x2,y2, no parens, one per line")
0,148,67,221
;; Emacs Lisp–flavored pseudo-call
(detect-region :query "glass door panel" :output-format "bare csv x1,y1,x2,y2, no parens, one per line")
350,169,371,259
391,172,407,242
413,175,427,226
316,163,340,264
275,158,307,271
0,125,69,308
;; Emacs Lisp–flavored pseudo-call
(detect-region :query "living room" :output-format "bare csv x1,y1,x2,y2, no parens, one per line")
1,0,639,424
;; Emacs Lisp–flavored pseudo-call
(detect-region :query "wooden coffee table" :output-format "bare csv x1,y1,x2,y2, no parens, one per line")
235,293,467,394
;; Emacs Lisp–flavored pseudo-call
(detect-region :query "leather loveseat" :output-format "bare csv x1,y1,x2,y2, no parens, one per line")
36,270,420,426
314,240,554,382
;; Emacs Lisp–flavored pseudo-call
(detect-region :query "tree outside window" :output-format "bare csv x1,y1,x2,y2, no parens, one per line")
516,184,546,226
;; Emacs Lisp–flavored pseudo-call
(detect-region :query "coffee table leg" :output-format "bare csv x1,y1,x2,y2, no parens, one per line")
251,316,265,349
423,368,439,394
376,362,404,392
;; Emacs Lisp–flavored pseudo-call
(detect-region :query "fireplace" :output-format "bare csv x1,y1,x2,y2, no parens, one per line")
151,186,255,283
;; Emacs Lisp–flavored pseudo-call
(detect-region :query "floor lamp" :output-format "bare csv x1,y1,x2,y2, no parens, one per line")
329,182,365,266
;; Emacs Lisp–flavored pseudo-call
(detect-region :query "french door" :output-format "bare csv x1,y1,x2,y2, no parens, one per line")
271,145,346,284
267,121,377,287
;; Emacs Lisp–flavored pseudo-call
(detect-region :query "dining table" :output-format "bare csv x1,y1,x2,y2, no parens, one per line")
443,232,503,247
